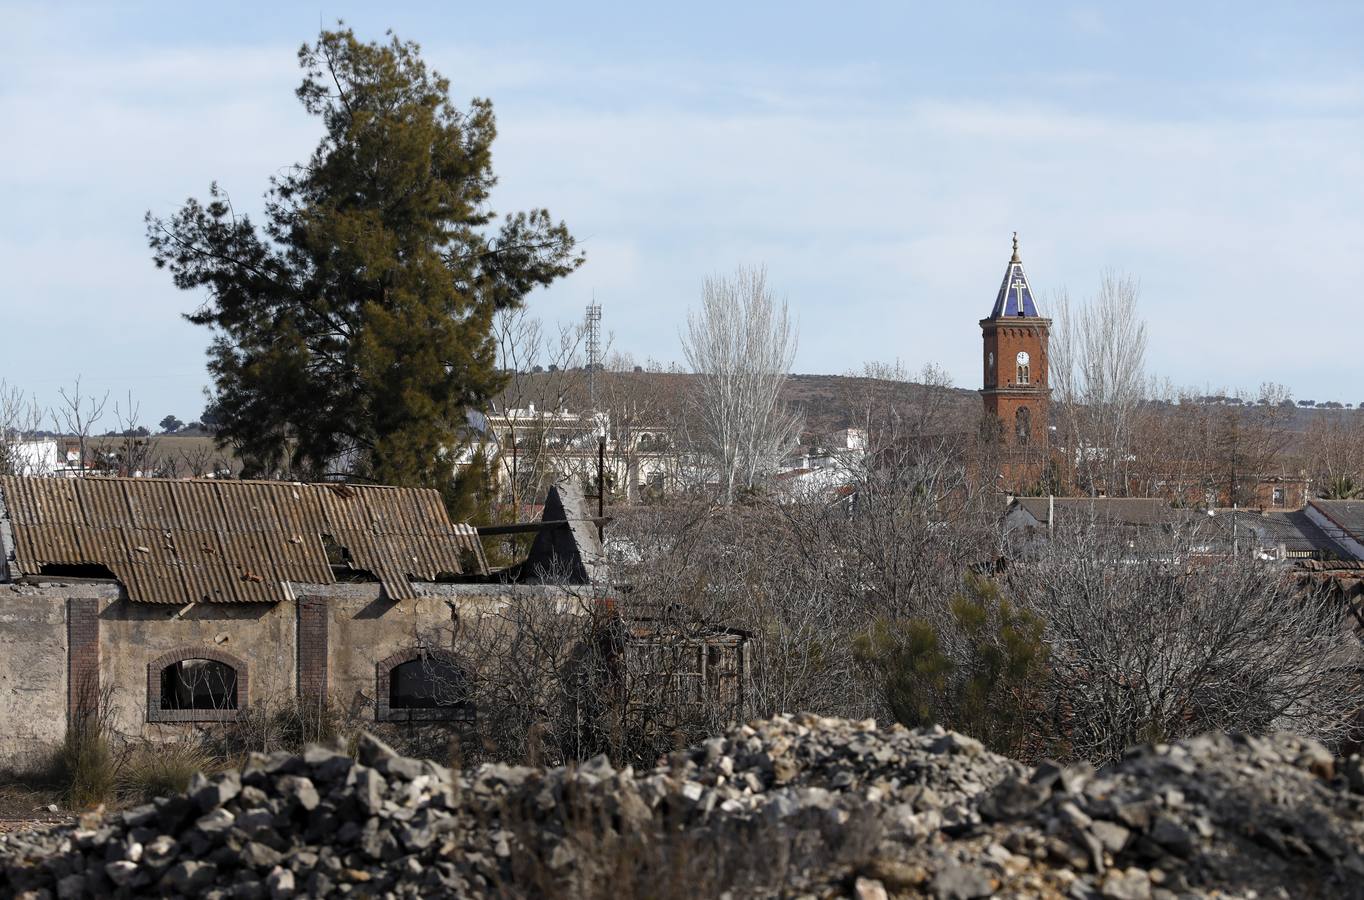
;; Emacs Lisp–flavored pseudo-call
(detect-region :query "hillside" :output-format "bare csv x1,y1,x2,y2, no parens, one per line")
494,370,979,441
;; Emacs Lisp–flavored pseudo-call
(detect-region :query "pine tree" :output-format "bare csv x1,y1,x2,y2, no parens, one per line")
147,26,582,503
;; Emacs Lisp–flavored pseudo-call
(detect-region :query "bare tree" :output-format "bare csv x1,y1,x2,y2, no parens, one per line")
55,376,109,476
177,441,234,479
848,360,957,446
1304,409,1364,499
108,391,159,477
596,355,684,504
1051,272,1148,495
0,380,49,476
1013,522,1362,762
682,266,799,503
489,306,594,510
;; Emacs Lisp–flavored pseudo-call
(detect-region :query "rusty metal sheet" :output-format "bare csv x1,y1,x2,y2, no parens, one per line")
0,475,489,603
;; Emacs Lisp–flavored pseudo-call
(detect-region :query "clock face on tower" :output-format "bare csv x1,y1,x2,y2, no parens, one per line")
1016,351,1030,366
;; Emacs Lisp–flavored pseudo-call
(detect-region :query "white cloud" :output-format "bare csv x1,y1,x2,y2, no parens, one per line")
3,27,1363,417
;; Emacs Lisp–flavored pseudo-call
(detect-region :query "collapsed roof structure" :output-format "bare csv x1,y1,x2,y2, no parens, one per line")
0,475,488,603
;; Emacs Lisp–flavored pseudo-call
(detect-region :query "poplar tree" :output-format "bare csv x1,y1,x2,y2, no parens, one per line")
147,27,582,500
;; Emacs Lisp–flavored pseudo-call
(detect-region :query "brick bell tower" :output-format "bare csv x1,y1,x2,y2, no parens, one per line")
980,233,1050,447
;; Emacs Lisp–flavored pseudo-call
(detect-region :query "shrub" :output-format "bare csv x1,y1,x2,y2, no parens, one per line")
118,741,217,803
56,683,117,809
202,695,360,761
854,573,1052,760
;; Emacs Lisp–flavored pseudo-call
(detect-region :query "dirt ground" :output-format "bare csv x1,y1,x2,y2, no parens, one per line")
0,786,69,835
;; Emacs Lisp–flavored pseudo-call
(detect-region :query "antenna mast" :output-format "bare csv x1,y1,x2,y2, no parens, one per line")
585,300,602,409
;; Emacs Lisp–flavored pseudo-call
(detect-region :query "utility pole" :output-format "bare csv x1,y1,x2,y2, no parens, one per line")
597,436,606,543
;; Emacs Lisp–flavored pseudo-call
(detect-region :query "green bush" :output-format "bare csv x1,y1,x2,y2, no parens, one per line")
854,572,1052,760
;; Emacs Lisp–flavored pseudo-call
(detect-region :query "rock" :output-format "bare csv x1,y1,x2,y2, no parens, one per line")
55,873,85,899
142,834,178,868
1101,867,1152,900
275,776,320,811
193,770,242,811
193,808,235,837
930,863,996,899
1091,820,1132,854
163,860,217,894
853,875,889,900
266,865,295,898
355,733,399,767
242,842,284,869
1149,817,1195,857
104,860,137,886
1344,755,1364,794
351,767,385,814
378,755,425,782
2,719,1362,900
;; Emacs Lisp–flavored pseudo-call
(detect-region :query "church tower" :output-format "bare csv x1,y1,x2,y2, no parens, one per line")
980,233,1050,447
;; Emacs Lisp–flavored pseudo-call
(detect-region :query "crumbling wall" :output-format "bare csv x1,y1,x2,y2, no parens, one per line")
98,596,296,739
321,583,581,717
0,580,586,756
0,586,73,765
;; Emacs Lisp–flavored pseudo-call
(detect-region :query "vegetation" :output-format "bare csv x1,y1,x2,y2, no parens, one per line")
854,573,1051,760
117,742,217,804
55,685,118,810
146,26,582,505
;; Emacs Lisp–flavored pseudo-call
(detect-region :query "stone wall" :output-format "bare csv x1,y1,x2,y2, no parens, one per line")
316,583,574,717
0,580,580,761
0,586,71,766
97,595,297,740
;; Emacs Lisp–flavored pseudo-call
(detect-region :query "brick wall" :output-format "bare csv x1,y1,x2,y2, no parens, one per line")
298,596,329,700
67,597,99,724
981,319,1051,448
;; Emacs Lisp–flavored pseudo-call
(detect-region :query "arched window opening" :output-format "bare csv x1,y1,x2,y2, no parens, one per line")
1015,407,1032,446
160,659,238,711
380,652,475,722
1016,362,1030,385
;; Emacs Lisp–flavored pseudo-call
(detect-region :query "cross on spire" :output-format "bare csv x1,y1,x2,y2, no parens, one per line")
989,232,1040,318
1011,276,1027,312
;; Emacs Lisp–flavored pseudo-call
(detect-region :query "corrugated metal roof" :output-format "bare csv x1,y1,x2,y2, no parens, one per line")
1231,510,1350,557
0,476,487,603
1013,497,1186,527
1311,500,1364,541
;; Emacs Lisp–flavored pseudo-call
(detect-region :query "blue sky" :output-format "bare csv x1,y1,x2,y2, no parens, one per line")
3,1,1363,422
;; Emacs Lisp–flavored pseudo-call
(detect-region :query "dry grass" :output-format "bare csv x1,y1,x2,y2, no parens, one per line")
117,741,219,804
51,684,118,810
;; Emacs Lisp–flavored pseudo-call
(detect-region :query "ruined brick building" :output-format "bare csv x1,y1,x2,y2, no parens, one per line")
0,472,754,765
0,476,607,763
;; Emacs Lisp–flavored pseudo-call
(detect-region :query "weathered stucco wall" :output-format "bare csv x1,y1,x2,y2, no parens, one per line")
0,585,69,765
98,597,296,740
0,580,583,757
315,583,579,717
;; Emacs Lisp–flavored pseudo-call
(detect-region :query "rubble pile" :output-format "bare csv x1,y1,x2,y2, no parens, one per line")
3,715,1364,898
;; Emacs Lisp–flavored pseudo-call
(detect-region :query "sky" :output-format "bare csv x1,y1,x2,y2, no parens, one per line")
3,1,1363,423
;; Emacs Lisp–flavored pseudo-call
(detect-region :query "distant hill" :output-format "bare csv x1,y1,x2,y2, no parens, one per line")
493,370,980,442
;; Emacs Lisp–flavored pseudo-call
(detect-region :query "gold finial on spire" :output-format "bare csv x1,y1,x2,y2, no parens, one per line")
1011,231,1020,263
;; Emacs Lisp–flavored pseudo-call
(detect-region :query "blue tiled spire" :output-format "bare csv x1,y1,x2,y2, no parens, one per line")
990,232,1041,318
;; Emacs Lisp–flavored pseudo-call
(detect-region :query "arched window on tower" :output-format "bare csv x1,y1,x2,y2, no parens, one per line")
1015,407,1032,446
1016,361,1030,385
